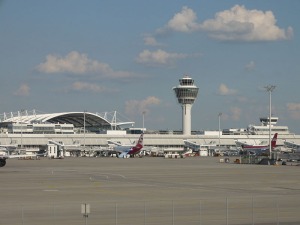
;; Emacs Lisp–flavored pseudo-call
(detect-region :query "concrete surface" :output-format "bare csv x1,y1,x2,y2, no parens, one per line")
1,156,299,225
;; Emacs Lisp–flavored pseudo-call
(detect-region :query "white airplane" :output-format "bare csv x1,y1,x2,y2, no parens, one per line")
108,133,144,158
0,153,37,168
0,145,38,167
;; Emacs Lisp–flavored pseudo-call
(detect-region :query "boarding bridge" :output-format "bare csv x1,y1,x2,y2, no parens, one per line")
184,140,216,156
284,140,300,153
184,140,200,151
48,140,83,158
183,140,204,156
47,140,65,158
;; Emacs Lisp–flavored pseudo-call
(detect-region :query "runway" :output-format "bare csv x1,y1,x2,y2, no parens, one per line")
1,156,300,224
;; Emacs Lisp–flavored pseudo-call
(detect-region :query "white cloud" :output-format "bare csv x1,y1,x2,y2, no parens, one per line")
70,82,118,93
166,6,198,32
125,96,161,116
158,5,293,42
245,61,255,71
287,103,300,119
36,51,138,79
143,35,162,46
199,5,293,41
14,84,30,96
36,51,110,74
136,49,188,65
217,84,237,96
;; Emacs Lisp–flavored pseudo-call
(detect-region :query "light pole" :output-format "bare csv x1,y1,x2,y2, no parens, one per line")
142,111,146,131
218,113,222,148
20,109,25,150
264,85,276,159
83,110,86,156
81,203,90,225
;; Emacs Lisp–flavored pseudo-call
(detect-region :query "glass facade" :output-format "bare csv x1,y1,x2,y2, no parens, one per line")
173,76,199,104
179,78,194,86
7,123,74,134
174,87,199,104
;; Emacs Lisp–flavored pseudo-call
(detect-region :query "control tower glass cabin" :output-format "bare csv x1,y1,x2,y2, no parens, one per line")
173,76,199,135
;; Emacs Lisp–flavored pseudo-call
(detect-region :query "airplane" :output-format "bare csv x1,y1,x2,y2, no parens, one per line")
0,153,40,167
236,133,278,155
0,146,16,167
0,146,39,167
108,133,144,158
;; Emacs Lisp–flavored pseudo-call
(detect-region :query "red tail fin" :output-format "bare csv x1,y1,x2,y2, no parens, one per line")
271,133,278,148
135,133,144,149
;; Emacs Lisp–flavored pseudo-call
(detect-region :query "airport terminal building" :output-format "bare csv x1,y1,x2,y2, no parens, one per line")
1,76,300,157
1,109,300,157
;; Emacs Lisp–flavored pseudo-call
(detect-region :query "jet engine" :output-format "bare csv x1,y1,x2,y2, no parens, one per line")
0,158,6,167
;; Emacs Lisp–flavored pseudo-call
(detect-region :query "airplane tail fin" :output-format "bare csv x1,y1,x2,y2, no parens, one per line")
135,133,144,149
271,133,278,148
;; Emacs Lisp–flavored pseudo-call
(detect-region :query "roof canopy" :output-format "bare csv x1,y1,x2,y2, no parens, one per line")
0,111,134,131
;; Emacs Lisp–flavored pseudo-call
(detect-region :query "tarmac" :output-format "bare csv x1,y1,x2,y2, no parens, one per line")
1,156,300,225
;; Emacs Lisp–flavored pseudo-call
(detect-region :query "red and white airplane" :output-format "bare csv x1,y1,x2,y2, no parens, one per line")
108,133,144,158
236,133,278,154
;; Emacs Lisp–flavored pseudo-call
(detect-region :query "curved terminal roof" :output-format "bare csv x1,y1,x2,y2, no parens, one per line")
1,111,135,131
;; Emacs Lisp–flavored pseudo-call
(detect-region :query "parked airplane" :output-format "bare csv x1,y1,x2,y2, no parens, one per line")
0,153,40,167
236,133,278,155
0,146,16,167
0,146,38,167
108,133,144,158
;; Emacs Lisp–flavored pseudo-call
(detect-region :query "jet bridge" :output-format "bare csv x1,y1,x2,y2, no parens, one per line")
184,140,200,151
184,140,216,156
47,140,64,158
47,140,81,158
284,140,300,153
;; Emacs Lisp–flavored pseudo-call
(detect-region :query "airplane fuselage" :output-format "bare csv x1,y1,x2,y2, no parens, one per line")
127,145,143,155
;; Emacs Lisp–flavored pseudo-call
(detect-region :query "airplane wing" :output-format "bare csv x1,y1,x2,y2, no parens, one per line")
0,154,39,168
107,140,123,146
6,154,37,159
235,140,255,147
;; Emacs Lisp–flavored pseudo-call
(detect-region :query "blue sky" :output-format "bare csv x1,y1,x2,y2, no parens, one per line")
1,0,300,132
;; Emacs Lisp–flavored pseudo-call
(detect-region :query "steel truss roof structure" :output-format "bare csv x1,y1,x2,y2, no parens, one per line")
0,110,135,131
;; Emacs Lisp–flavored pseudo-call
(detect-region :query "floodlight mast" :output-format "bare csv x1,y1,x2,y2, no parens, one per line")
218,113,222,147
173,75,199,135
264,85,276,159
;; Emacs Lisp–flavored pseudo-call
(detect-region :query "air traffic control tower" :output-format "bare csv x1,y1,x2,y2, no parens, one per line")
173,75,199,135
